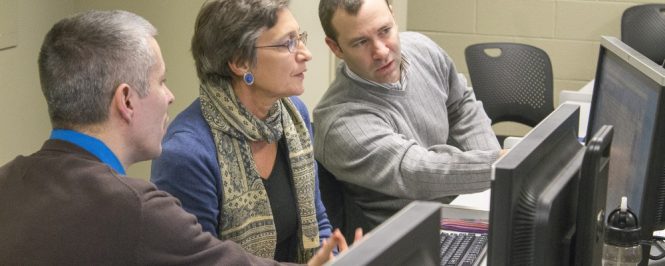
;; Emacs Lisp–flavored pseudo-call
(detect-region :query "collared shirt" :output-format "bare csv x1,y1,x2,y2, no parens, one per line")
344,54,410,91
50,129,126,175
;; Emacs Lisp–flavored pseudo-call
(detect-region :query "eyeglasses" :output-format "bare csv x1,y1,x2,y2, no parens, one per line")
255,31,308,54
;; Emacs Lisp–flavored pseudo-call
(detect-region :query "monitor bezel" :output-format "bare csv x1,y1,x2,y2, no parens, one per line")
328,201,441,266
488,104,583,266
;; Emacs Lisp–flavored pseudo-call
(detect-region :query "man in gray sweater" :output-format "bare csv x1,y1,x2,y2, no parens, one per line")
314,0,505,235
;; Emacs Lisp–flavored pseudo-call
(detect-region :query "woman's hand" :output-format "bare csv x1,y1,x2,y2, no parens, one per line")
307,228,364,266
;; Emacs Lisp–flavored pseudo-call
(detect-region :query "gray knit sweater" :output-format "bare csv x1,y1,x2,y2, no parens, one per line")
313,32,501,226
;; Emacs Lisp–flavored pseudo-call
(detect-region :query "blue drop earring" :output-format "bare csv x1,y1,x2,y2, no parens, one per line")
243,72,254,86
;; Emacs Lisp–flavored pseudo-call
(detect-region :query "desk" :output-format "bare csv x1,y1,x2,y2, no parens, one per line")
449,189,490,212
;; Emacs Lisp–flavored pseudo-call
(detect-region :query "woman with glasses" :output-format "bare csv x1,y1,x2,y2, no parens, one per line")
150,0,333,263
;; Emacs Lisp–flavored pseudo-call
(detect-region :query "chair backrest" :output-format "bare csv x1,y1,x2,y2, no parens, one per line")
621,4,665,66
317,161,370,244
465,42,554,128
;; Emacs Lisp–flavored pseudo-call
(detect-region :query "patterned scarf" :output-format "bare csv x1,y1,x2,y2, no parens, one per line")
199,80,319,262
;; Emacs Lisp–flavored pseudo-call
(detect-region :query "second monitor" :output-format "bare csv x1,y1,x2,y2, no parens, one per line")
489,104,614,266
586,37,665,260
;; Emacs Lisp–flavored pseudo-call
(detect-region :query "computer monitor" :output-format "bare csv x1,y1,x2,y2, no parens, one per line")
489,104,587,266
328,201,440,266
575,124,614,266
586,36,665,258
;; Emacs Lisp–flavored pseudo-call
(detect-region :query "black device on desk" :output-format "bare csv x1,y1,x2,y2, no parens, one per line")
489,104,584,266
586,36,665,264
488,104,616,266
576,125,614,266
328,201,441,266
439,231,488,266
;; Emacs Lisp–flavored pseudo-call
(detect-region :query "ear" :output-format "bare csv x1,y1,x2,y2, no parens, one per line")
228,58,251,77
112,83,135,123
325,37,344,60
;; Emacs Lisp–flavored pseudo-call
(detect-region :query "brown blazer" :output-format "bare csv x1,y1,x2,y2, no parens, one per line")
0,139,291,265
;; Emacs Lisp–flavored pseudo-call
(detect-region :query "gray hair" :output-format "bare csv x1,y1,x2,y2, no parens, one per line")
191,0,289,86
38,10,157,129
319,0,390,43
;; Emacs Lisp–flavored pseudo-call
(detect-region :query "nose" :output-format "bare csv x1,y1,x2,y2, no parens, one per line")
371,40,389,60
166,86,175,105
296,43,312,62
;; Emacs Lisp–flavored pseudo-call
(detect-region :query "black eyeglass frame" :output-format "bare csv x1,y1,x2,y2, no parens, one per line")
255,31,308,53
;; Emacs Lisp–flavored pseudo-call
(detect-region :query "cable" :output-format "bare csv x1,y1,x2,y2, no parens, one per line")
644,237,665,260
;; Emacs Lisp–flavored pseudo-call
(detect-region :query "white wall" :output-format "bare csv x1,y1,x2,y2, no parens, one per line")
0,0,75,165
291,1,335,114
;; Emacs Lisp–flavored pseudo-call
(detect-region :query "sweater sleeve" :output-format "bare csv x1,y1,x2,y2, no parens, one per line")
316,107,496,200
150,121,222,237
289,96,333,245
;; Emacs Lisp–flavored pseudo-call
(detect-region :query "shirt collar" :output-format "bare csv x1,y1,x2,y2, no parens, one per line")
50,129,126,175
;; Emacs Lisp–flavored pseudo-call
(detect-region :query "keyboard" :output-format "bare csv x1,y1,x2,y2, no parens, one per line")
439,232,488,266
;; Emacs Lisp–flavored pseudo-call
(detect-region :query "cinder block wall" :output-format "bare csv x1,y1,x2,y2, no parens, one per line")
407,0,662,135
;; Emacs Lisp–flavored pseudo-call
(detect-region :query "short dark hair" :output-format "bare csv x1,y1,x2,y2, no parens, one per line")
191,0,289,86
38,10,157,129
318,0,390,43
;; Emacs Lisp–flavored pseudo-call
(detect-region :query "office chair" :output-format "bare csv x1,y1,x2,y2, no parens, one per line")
317,161,370,244
621,3,665,66
465,42,554,144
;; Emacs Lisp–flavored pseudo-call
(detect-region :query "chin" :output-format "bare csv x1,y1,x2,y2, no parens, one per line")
289,87,305,96
387,74,400,83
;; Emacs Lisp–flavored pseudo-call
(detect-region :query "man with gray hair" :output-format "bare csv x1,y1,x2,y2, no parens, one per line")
314,0,506,238
0,10,345,265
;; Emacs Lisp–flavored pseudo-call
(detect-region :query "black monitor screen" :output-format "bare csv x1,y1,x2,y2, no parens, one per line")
329,201,440,266
489,104,585,266
586,36,665,239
